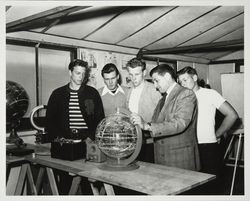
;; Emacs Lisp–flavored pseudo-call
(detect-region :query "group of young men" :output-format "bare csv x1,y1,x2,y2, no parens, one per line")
45,57,238,194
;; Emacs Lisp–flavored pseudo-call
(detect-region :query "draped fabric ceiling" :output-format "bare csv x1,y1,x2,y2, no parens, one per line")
6,5,244,64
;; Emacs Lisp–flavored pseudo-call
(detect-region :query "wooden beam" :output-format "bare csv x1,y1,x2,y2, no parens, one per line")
209,59,244,65
41,19,62,33
141,55,177,65
141,39,244,55
6,32,139,55
143,54,210,64
6,6,90,33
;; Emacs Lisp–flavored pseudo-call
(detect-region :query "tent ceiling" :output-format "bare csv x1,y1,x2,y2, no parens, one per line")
6,5,244,64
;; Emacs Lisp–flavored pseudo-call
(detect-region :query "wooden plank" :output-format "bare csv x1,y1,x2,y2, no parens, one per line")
24,153,215,195
68,176,81,195
26,156,85,174
14,164,28,195
26,164,37,195
78,161,216,195
35,167,45,194
6,165,11,185
46,167,59,195
103,183,115,195
100,186,106,195
90,182,100,195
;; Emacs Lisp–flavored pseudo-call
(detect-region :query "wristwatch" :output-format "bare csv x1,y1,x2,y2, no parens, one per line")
145,122,152,131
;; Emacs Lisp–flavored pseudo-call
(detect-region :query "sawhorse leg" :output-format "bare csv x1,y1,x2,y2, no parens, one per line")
88,178,115,195
103,183,115,195
46,167,59,195
224,135,235,160
36,167,83,195
69,176,82,195
14,163,37,195
35,166,59,195
230,133,243,195
35,167,45,194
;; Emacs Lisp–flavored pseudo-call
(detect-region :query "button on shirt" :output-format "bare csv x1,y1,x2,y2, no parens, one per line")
128,81,145,113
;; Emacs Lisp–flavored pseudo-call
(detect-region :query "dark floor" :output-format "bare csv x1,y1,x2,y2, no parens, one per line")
181,164,244,195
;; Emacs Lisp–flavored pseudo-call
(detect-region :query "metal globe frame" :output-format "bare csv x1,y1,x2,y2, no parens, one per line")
97,108,143,171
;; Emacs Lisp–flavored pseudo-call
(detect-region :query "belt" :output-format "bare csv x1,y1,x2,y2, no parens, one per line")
70,128,86,134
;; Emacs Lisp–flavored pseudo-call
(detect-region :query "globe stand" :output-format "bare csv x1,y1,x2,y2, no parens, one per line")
6,128,34,156
99,157,139,171
30,105,51,156
7,127,25,146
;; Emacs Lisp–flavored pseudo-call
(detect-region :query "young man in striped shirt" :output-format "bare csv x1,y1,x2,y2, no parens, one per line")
46,59,104,142
45,59,104,194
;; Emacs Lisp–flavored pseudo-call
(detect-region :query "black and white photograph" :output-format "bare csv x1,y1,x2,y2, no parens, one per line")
1,0,248,199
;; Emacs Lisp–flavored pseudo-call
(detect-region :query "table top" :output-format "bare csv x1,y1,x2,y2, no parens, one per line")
79,161,215,195
24,154,215,195
7,144,216,195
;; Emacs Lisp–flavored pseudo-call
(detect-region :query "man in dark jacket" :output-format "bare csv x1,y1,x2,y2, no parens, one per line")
45,59,104,194
46,59,104,142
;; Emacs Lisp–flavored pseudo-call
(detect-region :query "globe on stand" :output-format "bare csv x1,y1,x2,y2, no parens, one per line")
6,81,34,155
95,108,142,171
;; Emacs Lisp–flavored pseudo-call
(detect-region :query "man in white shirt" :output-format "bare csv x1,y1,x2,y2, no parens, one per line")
126,58,161,163
177,66,238,177
98,63,128,116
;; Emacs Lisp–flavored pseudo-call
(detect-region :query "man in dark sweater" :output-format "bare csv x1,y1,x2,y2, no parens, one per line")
46,59,104,141
45,59,104,194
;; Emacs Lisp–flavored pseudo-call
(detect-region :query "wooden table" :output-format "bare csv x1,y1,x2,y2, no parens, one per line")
78,160,215,195
23,154,215,195
7,145,216,195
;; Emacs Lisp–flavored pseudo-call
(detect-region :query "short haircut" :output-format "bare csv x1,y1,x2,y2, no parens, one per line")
150,64,176,81
101,63,119,77
68,59,90,84
177,66,197,77
126,58,146,71
68,59,88,71
101,63,121,85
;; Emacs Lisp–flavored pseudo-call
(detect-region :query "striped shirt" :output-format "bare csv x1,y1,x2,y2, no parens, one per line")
69,90,88,130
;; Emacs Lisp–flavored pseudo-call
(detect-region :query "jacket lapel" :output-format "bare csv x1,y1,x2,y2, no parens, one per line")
157,84,181,121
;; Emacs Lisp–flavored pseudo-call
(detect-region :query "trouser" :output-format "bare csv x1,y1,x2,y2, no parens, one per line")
137,131,154,163
198,138,226,177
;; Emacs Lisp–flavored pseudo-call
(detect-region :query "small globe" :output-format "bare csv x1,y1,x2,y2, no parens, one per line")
95,111,137,160
6,81,29,127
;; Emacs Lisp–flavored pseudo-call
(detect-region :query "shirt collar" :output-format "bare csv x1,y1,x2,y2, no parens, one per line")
101,84,125,96
166,82,177,95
